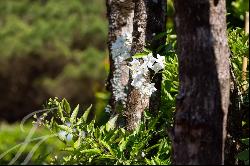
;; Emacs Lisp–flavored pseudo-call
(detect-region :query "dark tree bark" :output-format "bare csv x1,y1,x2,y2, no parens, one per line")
173,0,230,164
146,0,166,115
125,0,166,131
224,65,243,165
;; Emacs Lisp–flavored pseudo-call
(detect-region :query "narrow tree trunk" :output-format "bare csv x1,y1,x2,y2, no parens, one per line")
106,0,134,115
224,12,249,164
125,0,148,131
147,0,166,115
125,0,166,131
224,65,243,165
173,0,230,164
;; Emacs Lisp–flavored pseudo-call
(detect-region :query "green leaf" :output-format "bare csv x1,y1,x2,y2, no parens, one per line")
143,48,151,53
153,32,167,41
62,98,71,115
80,148,102,154
58,124,73,133
236,149,249,161
241,138,249,145
62,147,74,152
57,133,66,143
145,143,160,153
106,114,118,131
119,138,128,152
82,104,92,122
70,104,79,124
57,104,65,123
99,154,115,159
99,140,115,156
133,52,147,59
74,136,81,149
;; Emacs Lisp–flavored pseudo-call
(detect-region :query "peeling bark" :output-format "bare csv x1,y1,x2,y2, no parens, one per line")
173,0,230,164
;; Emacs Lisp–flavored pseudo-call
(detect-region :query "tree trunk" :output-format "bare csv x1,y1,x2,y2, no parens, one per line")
173,0,230,164
147,0,166,115
125,0,166,131
224,65,243,165
106,0,134,115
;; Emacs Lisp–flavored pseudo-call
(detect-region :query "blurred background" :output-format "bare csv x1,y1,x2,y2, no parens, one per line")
0,0,109,123
0,0,248,123
0,0,248,164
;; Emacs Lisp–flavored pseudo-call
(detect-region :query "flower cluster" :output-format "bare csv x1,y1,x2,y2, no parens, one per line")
129,53,165,97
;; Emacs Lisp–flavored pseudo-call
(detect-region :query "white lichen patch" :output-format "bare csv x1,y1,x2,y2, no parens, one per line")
111,33,132,105
110,10,134,106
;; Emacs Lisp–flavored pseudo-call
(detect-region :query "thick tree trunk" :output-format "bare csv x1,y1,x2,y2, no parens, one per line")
173,0,230,164
106,0,134,115
125,0,166,131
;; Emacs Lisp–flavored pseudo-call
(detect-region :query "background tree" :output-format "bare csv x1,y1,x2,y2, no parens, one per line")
173,0,230,164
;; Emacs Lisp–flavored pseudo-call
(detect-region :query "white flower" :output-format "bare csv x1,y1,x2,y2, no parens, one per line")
128,52,165,98
141,83,157,97
151,54,165,73
143,53,156,69
155,54,165,67
66,133,73,141
136,63,149,76
105,105,111,114
151,62,164,73
130,58,148,78
131,74,146,88
58,130,73,142
130,58,140,71
80,131,86,138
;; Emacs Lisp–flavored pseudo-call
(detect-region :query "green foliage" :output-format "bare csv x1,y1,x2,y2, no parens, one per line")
236,138,249,165
231,0,249,21
0,0,108,122
159,29,178,128
226,0,249,28
35,98,171,165
228,27,249,165
0,0,107,58
0,122,64,165
228,27,249,86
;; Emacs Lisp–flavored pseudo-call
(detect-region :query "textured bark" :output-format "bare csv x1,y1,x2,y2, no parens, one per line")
224,64,243,165
173,0,230,164
125,0,148,131
125,0,166,131
106,0,134,115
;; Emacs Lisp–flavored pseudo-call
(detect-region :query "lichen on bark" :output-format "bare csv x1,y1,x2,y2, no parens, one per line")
106,0,134,114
